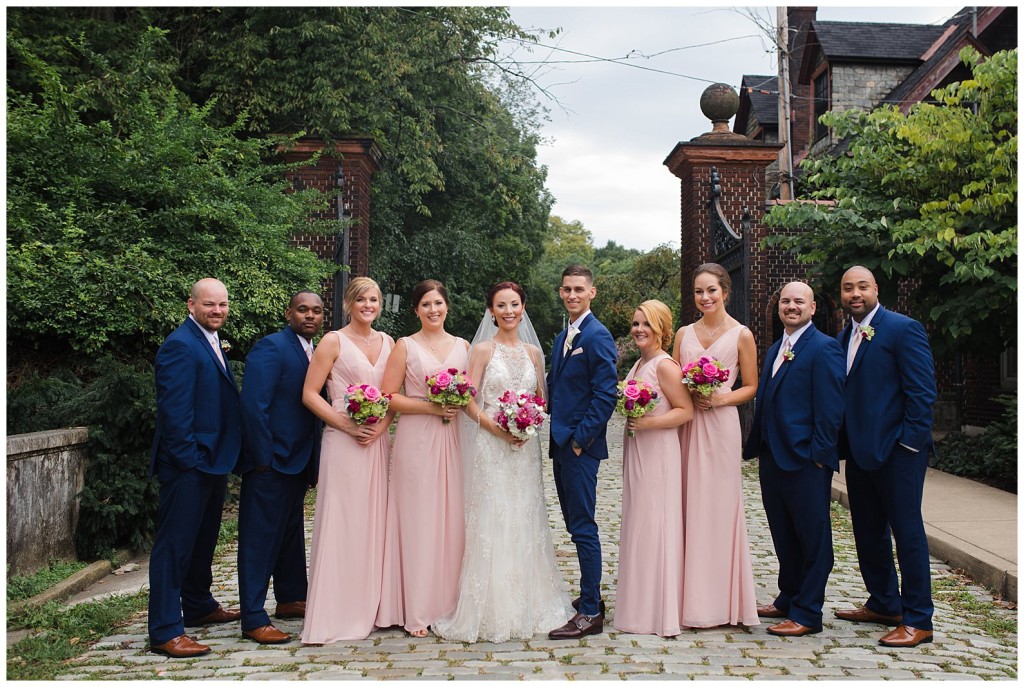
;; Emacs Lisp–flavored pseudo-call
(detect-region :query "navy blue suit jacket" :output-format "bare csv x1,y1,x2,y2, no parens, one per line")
744,323,846,471
837,306,936,470
239,328,321,483
547,314,618,458
151,318,241,476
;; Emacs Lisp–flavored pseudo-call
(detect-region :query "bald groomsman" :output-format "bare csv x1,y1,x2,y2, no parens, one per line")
833,266,937,648
744,281,845,637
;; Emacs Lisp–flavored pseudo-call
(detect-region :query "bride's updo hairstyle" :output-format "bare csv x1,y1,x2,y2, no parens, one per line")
692,262,731,304
410,279,449,311
636,299,675,352
486,281,526,308
343,276,383,317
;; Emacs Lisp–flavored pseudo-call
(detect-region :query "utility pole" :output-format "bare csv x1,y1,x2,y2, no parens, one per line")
776,7,794,200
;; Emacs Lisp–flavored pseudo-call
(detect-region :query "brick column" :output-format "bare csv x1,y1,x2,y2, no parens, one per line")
278,137,382,328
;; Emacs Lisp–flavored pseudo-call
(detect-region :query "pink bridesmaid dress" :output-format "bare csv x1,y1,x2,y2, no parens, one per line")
677,324,759,627
375,337,468,635
613,352,686,637
301,330,393,643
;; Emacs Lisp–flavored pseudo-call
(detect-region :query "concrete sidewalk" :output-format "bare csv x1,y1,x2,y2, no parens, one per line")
832,466,1018,603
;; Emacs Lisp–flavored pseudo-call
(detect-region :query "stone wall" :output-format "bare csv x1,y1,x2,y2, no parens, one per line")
7,428,89,576
830,63,916,115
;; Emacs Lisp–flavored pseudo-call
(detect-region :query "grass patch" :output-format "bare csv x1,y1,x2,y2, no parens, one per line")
931,572,1017,640
7,560,89,602
7,591,148,680
215,517,239,556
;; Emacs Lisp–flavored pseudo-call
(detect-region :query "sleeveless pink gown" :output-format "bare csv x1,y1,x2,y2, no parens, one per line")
375,337,468,634
613,352,686,637
677,325,759,627
301,330,392,643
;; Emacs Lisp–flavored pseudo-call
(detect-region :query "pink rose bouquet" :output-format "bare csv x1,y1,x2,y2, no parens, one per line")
681,355,731,402
493,390,548,442
615,379,659,437
425,367,477,423
343,383,392,425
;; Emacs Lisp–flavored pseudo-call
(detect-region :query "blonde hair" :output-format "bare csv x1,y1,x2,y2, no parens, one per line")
343,277,383,317
636,299,674,351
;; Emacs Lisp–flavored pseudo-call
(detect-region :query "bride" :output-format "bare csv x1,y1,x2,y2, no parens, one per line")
433,281,572,642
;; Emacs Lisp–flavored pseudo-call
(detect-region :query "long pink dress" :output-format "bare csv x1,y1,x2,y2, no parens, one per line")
301,330,392,643
375,337,468,634
677,324,759,627
613,352,686,637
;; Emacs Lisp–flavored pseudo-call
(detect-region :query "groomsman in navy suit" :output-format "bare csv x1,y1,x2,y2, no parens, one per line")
833,266,937,648
744,281,845,637
547,265,618,639
149,278,242,658
237,291,324,644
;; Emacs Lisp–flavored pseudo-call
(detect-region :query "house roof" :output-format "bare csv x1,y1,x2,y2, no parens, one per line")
810,20,947,62
740,74,778,127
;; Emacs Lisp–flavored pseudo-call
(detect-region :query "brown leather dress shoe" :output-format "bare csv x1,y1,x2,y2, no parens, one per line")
834,606,902,626
757,603,787,619
879,624,933,647
243,624,291,644
548,611,604,639
151,634,211,658
274,601,306,619
571,597,607,616
766,619,822,637
194,605,242,625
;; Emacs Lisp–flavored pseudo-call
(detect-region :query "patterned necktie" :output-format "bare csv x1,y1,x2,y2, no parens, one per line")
563,328,577,357
771,337,791,377
306,345,313,362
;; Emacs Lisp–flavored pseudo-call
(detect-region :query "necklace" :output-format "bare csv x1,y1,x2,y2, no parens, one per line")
700,317,726,339
420,332,448,353
346,329,374,345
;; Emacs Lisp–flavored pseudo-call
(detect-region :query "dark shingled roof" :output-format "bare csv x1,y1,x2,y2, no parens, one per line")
811,20,948,62
741,75,778,126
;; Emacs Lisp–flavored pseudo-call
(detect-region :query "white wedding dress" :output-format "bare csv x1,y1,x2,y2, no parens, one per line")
433,342,572,642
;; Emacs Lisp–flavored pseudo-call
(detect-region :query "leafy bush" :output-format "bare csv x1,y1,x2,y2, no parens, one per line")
615,335,640,379
932,394,1017,492
7,560,88,602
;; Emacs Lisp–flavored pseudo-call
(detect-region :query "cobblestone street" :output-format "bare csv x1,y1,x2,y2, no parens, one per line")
55,415,1016,680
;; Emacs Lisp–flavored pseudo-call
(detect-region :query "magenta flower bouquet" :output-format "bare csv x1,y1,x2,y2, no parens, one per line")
344,383,392,425
681,355,731,401
493,390,548,441
616,379,659,437
425,367,477,423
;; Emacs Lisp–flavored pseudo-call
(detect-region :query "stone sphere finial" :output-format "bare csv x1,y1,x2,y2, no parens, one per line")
700,83,739,133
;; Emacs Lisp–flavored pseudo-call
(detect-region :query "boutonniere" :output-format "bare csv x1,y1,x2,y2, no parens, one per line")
859,324,875,341
783,349,795,362
220,339,232,353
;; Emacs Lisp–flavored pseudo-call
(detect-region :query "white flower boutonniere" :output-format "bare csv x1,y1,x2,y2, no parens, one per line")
783,349,795,362
220,339,232,353
859,325,875,341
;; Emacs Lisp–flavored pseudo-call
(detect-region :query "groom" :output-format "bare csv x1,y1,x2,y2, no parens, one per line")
546,265,618,639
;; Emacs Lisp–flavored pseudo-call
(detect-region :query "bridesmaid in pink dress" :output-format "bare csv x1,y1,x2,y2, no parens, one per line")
613,300,694,637
301,277,396,643
376,279,469,638
673,263,760,628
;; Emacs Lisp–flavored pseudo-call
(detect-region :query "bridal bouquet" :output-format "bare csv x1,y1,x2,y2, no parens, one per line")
425,368,477,423
344,383,392,425
681,355,730,401
615,379,659,437
493,390,548,441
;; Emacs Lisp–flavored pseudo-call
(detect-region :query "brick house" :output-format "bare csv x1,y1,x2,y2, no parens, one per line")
691,5,1017,428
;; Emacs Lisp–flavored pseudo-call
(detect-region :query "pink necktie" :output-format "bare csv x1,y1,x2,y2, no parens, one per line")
847,326,862,374
212,339,226,369
771,338,791,377
306,345,313,361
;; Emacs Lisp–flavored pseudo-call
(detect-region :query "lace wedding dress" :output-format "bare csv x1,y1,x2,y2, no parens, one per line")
433,342,571,642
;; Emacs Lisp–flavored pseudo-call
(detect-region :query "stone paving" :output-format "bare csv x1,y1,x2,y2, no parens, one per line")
54,415,1017,680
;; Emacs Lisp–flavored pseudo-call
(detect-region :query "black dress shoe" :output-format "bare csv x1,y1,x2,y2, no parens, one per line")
571,597,607,616
548,611,604,639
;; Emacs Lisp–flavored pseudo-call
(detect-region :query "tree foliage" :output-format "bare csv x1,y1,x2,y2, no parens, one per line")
763,48,1017,357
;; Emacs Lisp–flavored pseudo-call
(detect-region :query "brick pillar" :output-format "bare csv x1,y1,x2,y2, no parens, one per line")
278,137,382,329
664,129,782,367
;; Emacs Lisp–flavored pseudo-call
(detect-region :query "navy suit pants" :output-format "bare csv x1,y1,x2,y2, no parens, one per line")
237,469,309,631
845,447,933,630
758,450,834,629
552,445,602,617
148,464,228,644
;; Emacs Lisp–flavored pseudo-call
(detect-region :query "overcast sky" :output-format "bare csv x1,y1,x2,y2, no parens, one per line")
503,5,961,251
